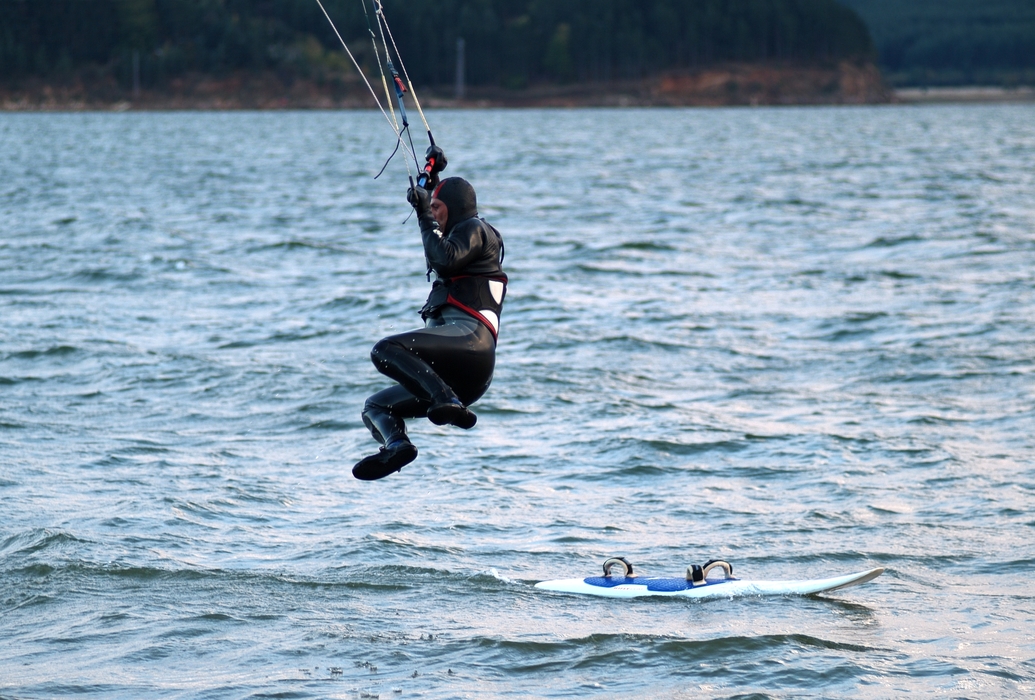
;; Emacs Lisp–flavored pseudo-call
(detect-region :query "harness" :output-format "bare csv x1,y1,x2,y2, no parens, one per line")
421,221,507,339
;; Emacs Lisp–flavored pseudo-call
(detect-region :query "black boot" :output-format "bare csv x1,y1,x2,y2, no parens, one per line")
353,438,417,481
427,398,477,429
356,394,418,481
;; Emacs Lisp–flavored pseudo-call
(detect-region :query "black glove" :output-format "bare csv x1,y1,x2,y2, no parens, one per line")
425,145,447,175
419,145,447,191
407,185,431,217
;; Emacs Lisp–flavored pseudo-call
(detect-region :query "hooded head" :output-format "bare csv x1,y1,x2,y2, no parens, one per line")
432,177,478,233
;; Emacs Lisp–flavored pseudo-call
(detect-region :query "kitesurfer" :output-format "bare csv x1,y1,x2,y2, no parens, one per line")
353,165,507,481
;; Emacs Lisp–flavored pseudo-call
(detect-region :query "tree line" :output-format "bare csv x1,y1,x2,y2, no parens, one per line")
838,0,1035,85
1,0,875,90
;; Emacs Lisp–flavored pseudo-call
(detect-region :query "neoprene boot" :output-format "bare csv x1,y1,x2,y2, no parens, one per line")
354,401,418,480
426,398,477,429
352,438,417,481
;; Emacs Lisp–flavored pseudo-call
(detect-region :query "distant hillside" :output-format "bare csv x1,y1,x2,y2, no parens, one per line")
837,0,1035,85
372,0,876,88
1,0,875,96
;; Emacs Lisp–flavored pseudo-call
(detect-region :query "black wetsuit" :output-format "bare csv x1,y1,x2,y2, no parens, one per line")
360,177,507,453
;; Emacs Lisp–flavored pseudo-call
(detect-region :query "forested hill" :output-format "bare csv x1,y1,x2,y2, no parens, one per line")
2,0,874,92
837,0,1035,86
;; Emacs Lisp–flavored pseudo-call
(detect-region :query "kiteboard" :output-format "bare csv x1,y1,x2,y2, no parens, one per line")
535,557,884,600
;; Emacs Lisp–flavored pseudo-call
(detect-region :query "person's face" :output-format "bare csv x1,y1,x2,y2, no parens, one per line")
430,198,448,229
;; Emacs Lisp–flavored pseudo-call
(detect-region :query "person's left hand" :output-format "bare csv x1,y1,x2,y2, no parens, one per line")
407,185,431,216
425,145,447,174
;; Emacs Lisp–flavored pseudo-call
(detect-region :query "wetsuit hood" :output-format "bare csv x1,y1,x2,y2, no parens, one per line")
433,177,478,233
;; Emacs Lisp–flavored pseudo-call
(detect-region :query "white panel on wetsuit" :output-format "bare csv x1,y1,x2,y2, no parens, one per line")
480,310,499,334
488,280,504,304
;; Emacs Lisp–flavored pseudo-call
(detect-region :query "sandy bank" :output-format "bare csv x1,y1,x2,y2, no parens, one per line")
2,62,890,111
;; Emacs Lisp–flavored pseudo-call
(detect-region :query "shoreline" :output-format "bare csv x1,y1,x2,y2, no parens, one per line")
1,62,889,111
3,69,1032,112
893,86,1035,103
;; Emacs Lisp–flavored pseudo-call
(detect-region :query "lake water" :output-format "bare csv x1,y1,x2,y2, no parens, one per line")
1,104,1034,698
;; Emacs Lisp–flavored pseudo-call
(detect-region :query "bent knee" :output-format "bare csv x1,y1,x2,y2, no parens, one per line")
370,337,400,365
363,392,397,415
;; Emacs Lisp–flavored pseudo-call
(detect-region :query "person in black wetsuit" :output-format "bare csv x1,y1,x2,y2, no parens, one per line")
352,172,507,481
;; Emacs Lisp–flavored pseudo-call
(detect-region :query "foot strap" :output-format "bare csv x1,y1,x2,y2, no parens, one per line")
687,559,734,586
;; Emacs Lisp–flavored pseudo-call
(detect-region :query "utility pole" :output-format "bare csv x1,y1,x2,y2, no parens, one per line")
132,50,141,99
455,37,465,100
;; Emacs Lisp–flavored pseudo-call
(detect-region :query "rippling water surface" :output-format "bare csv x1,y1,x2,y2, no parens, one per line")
2,105,1034,698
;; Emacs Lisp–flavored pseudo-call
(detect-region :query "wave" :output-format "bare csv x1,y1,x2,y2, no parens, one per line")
69,268,145,283
480,631,881,657
0,528,89,558
249,239,351,254
4,345,79,360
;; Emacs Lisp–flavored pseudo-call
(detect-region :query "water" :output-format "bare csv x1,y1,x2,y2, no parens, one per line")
1,105,1033,698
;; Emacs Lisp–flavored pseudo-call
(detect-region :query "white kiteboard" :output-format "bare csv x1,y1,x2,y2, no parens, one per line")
535,557,884,600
